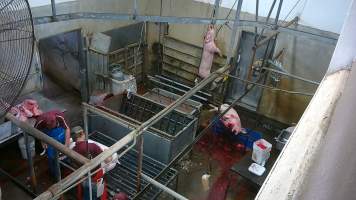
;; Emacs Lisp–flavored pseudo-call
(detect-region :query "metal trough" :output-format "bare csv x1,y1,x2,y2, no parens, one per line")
88,94,198,164
143,88,202,116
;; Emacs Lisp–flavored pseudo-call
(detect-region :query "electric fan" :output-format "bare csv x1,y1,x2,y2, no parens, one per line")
0,0,34,118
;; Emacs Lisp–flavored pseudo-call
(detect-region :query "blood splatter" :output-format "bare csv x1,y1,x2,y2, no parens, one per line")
196,130,245,200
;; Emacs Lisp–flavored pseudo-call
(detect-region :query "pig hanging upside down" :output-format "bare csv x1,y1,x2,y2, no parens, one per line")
198,25,222,79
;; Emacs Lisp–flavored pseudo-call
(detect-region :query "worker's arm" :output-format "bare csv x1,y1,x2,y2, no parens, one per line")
57,116,71,147
95,145,112,164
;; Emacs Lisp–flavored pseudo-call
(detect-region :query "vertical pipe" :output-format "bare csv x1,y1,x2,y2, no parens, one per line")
133,0,138,19
78,30,89,102
54,150,61,182
257,0,277,41
211,0,222,25
83,107,90,161
24,133,38,193
226,0,244,65
83,107,89,140
136,135,144,192
266,0,277,23
51,0,56,20
88,172,93,200
274,0,284,26
255,0,259,43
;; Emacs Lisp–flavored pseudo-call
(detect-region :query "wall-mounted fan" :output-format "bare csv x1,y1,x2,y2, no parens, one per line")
0,0,34,118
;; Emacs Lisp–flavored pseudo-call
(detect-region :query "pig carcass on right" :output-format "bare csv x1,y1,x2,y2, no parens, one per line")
219,104,242,134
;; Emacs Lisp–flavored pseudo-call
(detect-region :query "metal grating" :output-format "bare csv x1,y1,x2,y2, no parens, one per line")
89,132,178,200
120,94,193,136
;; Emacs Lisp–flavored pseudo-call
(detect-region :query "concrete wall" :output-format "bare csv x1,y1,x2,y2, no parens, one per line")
30,0,146,39
144,0,336,124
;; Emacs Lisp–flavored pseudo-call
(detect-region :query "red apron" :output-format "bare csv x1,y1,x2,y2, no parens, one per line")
76,169,108,200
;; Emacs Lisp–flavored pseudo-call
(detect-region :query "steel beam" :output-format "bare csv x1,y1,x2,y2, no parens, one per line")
32,13,338,44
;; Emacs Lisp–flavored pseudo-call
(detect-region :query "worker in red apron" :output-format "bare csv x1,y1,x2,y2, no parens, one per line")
35,110,70,181
72,126,112,200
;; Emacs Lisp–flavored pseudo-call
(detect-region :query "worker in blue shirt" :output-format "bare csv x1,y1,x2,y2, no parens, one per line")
35,110,70,181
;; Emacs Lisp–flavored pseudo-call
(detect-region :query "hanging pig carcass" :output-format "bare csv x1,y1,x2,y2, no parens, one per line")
198,25,222,79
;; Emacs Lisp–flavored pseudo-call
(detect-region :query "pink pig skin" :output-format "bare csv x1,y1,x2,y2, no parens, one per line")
220,104,242,134
199,25,221,78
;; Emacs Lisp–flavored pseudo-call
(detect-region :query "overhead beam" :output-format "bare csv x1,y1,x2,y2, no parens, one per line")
32,13,338,44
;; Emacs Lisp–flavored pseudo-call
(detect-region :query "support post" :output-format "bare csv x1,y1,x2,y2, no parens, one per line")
51,0,56,20
225,0,244,64
133,0,138,20
274,0,284,26
54,150,61,182
78,30,89,102
24,133,38,193
211,0,222,25
136,135,144,192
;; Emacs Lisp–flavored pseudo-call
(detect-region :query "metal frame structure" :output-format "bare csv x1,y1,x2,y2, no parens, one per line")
33,13,338,45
